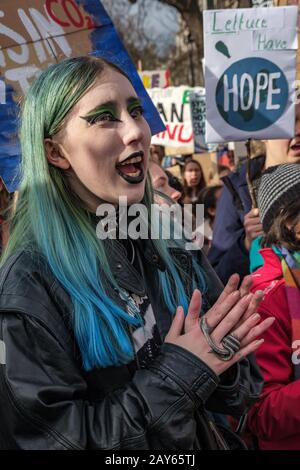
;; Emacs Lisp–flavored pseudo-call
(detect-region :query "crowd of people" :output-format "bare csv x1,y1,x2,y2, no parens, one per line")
0,54,299,452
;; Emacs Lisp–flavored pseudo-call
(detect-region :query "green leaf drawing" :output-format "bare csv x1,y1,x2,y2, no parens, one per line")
215,41,231,58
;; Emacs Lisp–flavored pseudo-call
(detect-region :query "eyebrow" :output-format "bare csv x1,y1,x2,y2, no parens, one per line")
83,97,142,118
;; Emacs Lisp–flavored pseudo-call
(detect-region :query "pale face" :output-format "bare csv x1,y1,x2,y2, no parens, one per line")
184,162,202,187
265,104,300,167
149,161,181,203
47,68,151,208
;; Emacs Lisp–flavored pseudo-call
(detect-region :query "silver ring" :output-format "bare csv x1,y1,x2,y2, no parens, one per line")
199,316,236,361
222,333,241,354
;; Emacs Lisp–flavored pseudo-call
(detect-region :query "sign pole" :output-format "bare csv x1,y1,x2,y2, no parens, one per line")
245,138,257,208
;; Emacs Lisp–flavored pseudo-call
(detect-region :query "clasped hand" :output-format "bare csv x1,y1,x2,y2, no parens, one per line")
165,273,275,376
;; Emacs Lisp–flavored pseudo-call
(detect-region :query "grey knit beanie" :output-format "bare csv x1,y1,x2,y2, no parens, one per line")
258,163,300,233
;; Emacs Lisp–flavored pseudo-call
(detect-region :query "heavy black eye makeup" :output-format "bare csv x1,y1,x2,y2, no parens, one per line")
80,103,119,125
127,98,144,118
80,97,144,125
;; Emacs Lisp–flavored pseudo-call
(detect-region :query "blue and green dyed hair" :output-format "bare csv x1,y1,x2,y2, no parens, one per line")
2,56,206,370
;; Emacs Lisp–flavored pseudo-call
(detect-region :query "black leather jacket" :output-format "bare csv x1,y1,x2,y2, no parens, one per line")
0,239,263,449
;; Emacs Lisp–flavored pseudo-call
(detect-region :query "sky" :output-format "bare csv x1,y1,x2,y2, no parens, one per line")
102,0,180,54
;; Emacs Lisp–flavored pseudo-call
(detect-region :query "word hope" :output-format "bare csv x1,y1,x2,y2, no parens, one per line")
223,71,281,111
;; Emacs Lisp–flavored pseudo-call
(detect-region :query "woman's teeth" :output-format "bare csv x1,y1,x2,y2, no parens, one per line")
118,163,142,176
119,156,142,165
116,158,144,184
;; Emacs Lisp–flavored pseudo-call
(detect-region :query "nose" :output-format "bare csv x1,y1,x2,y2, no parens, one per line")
166,184,182,202
121,116,144,146
172,189,182,202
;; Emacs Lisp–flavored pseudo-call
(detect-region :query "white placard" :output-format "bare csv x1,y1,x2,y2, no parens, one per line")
148,86,202,150
204,6,298,143
189,91,218,153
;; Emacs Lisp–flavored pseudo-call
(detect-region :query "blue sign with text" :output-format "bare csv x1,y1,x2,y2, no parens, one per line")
215,57,289,132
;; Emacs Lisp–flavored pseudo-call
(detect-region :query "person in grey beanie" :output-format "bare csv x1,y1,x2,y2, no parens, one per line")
247,163,300,450
258,163,300,237
209,104,300,285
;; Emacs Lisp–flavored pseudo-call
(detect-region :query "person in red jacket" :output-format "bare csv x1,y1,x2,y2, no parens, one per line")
248,163,300,450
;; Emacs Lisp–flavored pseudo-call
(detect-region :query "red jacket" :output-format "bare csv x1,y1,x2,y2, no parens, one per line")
248,248,300,450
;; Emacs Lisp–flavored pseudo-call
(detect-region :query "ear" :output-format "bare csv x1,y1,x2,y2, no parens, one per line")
44,139,71,170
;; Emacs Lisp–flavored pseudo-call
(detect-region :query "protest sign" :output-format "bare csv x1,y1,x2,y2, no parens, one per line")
0,0,164,191
139,69,171,89
204,6,298,143
189,90,217,153
278,0,300,80
148,86,202,153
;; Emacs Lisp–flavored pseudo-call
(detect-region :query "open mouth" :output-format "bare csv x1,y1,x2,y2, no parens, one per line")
116,151,145,184
290,142,300,153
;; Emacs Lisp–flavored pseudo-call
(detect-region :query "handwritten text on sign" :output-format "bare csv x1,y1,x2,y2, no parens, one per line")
148,87,203,149
204,6,298,142
139,70,170,89
0,0,98,97
190,91,217,153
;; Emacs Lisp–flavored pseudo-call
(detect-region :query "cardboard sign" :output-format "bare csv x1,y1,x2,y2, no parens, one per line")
0,0,164,191
139,69,171,89
148,86,202,152
204,6,298,143
189,90,217,153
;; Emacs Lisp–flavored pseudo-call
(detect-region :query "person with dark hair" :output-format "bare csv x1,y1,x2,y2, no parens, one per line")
182,159,206,206
199,185,223,253
0,56,268,450
201,186,223,230
180,159,207,234
247,163,300,450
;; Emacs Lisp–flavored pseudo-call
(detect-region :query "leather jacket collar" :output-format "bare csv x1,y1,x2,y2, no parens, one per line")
104,237,168,297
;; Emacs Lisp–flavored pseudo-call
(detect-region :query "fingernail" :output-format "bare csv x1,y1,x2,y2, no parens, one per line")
255,339,264,346
253,313,260,321
255,290,264,297
229,273,239,283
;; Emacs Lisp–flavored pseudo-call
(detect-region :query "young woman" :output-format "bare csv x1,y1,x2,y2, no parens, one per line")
182,159,206,206
0,56,271,450
248,163,300,450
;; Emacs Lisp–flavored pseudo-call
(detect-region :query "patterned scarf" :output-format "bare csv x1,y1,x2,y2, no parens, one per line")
273,246,300,379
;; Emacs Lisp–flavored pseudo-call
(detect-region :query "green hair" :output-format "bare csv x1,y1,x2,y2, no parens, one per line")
2,56,206,370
